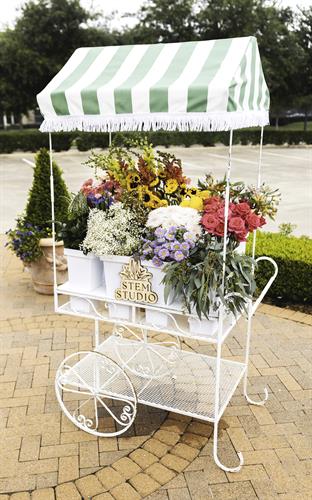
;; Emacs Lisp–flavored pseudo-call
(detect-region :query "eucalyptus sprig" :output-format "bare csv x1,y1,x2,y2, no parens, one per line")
162,233,256,319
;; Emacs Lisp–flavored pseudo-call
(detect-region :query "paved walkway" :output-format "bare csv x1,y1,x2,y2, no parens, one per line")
0,240,312,499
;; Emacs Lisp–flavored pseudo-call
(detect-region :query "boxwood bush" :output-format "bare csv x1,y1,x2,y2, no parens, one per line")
0,130,75,153
246,232,312,304
0,128,311,153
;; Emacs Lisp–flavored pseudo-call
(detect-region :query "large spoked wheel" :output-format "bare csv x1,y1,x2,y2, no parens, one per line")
55,351,137,437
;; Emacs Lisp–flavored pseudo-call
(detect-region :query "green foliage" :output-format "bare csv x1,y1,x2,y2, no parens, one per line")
25,148,69,229
58,192,89,250
0,130,74,153
1,128,311,154
163,235,256,318
6,218,51,264
0,0,116,114
247,232,312,303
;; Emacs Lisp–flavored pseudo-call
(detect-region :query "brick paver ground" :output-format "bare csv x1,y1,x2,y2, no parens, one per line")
1,238,312,499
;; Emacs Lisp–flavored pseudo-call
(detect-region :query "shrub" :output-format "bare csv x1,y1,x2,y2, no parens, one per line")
25,148,69,228
0,130,74,153
247,232,312,303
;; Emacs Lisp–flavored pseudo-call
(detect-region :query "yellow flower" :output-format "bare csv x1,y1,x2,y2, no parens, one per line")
126,173,140,191
139,186,166,209
186,187,199,196
165,178,179,194
198,190,210,200
180,195,203,211
149,176,160,187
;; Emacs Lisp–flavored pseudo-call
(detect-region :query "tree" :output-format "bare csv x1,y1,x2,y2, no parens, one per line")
124,0,197,44
0,0,116,115
25,148,69,228
293,8,312,131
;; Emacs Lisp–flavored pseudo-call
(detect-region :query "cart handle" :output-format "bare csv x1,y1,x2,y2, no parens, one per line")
251,256,278,315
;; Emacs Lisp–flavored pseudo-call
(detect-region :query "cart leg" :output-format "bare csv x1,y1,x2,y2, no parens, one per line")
243,301,268,406
213,311,243,473
213,418,244,473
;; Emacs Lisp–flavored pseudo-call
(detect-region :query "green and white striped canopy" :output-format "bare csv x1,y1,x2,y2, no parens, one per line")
37,36,269,133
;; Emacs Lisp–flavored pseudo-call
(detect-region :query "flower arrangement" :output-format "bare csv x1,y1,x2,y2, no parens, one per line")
82,203,144,257
85,140,191,209
201,196,265,242
80,178,122,210
141,226,198,267
68,141,280,320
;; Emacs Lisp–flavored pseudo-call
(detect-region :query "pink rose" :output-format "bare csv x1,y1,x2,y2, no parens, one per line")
216,206,233,222
204,196,222,213
214,221,225,237
233,202,251,218
228,216,246,236
201,213,219,232
246,212,261,231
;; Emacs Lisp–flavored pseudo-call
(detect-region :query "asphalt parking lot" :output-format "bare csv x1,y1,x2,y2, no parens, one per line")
1,145,311,236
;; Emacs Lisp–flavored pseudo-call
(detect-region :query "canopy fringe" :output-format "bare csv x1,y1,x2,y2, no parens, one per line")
40,111,269,133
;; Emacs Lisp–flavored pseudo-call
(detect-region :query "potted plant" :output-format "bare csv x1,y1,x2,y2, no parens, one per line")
6,148,69,294
81,202,146,320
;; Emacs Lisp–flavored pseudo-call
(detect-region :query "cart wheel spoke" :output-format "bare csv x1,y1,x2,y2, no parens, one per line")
55,351,137,437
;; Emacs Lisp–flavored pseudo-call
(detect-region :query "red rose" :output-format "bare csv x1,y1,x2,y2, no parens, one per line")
216,206,233,222
201,213,219,232
214,221,225,237
204,196,222,213
236,229,248,242
246,212,261,231
233,202,251,218
228,216,246,235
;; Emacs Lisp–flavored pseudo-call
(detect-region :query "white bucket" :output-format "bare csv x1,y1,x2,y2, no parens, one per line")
101,255,131,320
64,249,103,314
141,260,174,307
64,248,103,291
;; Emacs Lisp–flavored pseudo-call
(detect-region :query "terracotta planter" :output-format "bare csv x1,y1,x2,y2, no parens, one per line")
30,238,67,295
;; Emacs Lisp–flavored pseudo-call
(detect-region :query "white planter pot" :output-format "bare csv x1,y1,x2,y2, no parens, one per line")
101,255,131,320
64,249,103,314
188,316,219,337
145,309,169,328
64,249,103,291
141,260,174,307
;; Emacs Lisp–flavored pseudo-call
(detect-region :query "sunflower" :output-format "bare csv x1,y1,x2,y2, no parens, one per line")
165,178,179,194
126,173,140,191
149,176,160,188
138,186,166,209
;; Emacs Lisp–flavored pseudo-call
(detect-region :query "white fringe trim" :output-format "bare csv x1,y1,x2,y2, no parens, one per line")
39,111,269,133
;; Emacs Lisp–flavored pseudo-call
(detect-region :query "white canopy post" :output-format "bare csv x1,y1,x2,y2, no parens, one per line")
49,132,58,310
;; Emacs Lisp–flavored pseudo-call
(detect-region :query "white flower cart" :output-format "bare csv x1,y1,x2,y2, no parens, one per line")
37,36,278,472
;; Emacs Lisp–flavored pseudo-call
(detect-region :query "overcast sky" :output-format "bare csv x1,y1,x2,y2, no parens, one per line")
0,0,311,30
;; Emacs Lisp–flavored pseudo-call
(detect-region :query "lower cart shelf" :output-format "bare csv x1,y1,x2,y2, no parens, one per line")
64,336,246,423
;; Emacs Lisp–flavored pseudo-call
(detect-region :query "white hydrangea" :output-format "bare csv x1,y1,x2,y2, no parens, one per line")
146,206,201,236
82,203,142,256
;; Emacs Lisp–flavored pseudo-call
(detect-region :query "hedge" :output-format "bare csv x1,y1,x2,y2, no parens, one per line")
0,128,311,153
0,130,74,153
246,232,312,304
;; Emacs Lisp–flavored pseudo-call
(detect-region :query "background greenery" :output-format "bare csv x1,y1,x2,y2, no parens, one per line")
0,0,311,128
0,125,311,153
247,232,312,305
